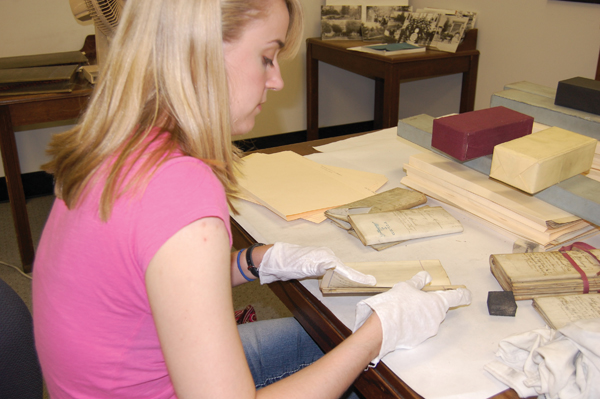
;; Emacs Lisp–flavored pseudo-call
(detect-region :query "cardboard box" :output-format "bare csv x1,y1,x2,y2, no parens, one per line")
397,114,434,150
491,88,600,141
432,106,534,161
490,127,597,194
555,77,600,116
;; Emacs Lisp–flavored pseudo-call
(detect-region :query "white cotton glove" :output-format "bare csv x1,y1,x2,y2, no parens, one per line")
258,242,376,286
353,271,472,365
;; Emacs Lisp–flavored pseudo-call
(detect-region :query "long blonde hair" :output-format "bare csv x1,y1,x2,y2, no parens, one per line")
43,0,303,221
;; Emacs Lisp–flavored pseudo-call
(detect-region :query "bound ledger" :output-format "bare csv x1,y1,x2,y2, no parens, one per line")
320,259,463,296
347,206,463,246
490,248,600,300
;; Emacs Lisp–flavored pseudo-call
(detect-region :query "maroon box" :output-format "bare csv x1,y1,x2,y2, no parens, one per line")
431,106,534,161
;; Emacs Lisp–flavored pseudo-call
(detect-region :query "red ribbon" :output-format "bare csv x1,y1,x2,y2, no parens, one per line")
558,242,600,294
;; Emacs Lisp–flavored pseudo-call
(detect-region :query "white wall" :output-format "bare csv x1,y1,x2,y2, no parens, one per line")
2,0,600,176
0,0,94,177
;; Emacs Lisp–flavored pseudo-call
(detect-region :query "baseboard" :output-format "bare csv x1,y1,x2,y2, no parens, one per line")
234,120,375,152
0,121,375,202
0,171,54,203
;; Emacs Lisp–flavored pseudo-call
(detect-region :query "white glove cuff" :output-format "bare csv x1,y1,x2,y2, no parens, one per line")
353,300,393,366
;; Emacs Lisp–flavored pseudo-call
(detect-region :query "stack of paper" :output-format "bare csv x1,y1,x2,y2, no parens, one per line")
400,151,599,250
235,151,387,223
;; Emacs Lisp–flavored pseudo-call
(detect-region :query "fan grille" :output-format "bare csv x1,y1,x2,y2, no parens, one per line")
84,0,123,36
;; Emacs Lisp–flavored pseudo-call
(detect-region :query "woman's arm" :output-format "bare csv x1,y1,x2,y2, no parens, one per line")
146,217,383,399
230,245,272,287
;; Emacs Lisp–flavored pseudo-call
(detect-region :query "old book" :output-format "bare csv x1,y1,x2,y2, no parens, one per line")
490,127,597,194
347,206,463,246
319,259,463,296
432,106,534,161
533,293,600,330
324,187,426,230
489,248,600,300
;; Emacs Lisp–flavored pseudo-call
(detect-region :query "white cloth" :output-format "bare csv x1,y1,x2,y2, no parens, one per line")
484,318,600,399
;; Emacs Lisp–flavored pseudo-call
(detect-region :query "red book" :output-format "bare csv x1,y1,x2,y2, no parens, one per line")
432,106,534,161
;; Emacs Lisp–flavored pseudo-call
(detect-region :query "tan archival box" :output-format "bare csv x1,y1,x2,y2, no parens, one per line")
490,127,597,194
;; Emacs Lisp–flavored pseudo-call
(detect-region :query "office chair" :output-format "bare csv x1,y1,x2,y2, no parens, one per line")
0,277,43,398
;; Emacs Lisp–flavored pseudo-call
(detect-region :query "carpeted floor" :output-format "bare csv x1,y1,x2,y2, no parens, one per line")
0,194,291,398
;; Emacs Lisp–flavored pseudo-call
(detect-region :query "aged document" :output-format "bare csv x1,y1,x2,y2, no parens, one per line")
325,187,426,230
347,206,463,246
319,260,464,296
490,249,600,300
533,294,600,329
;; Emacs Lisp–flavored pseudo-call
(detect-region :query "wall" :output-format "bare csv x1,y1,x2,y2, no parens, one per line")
1,0,599,176
0,0,94,177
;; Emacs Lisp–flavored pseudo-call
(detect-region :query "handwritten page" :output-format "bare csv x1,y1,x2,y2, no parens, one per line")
533,294,600,329
348,206,463,246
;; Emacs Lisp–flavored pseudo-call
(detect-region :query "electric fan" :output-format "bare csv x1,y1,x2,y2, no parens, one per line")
69,0,124,73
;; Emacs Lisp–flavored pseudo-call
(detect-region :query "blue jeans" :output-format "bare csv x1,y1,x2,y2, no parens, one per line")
238,317,360,398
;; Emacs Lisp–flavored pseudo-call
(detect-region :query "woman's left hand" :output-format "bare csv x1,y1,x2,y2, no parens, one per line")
258,242,376,285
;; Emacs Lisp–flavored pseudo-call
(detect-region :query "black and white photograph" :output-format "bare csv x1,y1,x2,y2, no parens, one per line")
320,5,362,40
429,14,470,53
362,6,412,42
397,12,441,46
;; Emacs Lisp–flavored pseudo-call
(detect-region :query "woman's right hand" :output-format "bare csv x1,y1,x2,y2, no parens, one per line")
353,271,472,365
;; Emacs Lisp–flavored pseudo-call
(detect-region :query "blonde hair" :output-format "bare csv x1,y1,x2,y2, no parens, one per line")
43,0,303,221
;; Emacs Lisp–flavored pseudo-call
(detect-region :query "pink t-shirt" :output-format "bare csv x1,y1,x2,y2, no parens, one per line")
32,153,231,398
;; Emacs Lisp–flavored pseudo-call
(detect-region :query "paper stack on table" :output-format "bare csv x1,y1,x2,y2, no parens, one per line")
400,151,599,250
235,151,387,223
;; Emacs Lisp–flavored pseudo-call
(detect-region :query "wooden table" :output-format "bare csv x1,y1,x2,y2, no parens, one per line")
0,78,93,272
306,29,480,141
231,134,525,399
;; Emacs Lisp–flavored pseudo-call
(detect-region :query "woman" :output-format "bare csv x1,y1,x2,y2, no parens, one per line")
33,0,471,398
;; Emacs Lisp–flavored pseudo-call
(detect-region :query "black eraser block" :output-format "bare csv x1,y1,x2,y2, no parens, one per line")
487,291,517,317
555,77,600,115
